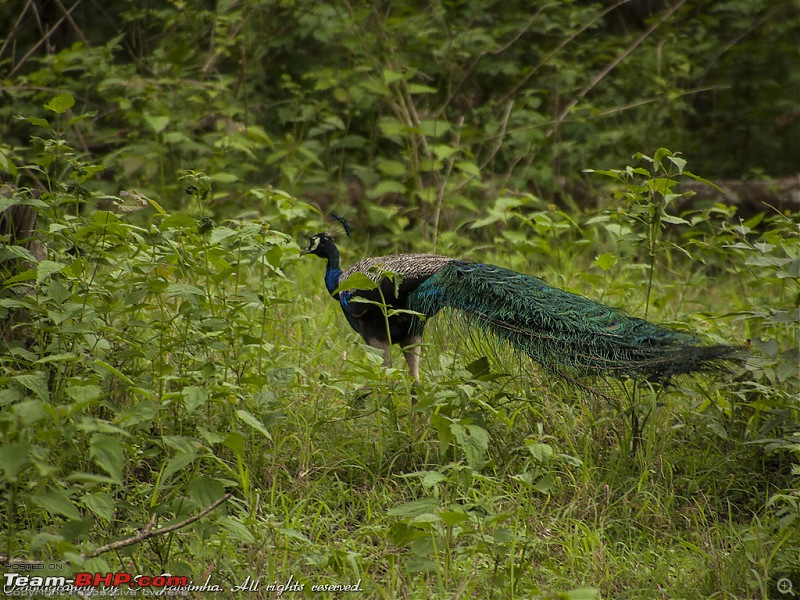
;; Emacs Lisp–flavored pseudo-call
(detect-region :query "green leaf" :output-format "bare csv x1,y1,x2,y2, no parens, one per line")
334,272,378,294
439,509,469,527
526,442,554,463
68,111,98,126
217,516,256,543
455,161,481,177
14,372,50,402
236,409,272,440
62,516,97,542
208,226,237,244
661,214,690,225
65,384,102,404
80,492,115,522
160,213,197,230
408,83,438,94
4,268,37,286
30,489,82,520
25,116,50,128
89,434,124,484
451,422,489,469
383,69,405,85
145,197,168,215
163,448,198,482
45,93,75,114
388,497,439,517
0,245,37,262
188,477,226,506
533,473,555,494
377,116,406,138
594,252,617,272
210,172,238,183
330,134,367,150
420,470,447,490
465,356,490,378
144,114,170,133
36,352,78,365
564,588,600,600
405,557,439,573
493,527,516,544
419,119,451,137
682,170,724,193
11,400,46,421
666,155,687,174
224,431,245,457
559,453,584,467
432,144,458,160
277,527,311,544
653,147,671,171
182,386,209,414
372,180,407,196
375,160,408,177
0,442,32,482
649,176,678,195
92,359,135,385
165,283,206,299
584,168,623,181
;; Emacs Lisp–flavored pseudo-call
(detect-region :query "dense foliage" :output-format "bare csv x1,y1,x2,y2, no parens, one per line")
1,1,797,232
1,1,798,598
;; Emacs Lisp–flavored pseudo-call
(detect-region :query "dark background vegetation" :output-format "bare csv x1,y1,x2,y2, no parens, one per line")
2,0,798,225
1,1,798,598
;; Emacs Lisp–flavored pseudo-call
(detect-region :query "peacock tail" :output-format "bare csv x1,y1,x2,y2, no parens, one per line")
409,261,740,382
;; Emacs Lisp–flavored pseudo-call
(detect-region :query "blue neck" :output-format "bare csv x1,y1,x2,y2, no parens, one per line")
323,246,342,295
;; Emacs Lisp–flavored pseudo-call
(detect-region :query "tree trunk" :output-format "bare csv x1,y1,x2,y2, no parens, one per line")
678,175,800,216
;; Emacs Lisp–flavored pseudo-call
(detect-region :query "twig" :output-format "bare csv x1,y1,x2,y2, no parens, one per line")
431,115,463,250
0,493,232,566
9,0,86,77
438,6,544,118
82,493,232,559
53,0,90,48
479,99,514,171
498,0,636,106
547,0,688,138
480,85,729,148
587,85,729,119
0,0,36,62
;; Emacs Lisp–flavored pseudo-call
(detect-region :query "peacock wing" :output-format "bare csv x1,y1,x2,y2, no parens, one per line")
340,254,452,296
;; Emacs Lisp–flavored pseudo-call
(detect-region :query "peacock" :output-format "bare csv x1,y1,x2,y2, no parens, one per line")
301,232,741,384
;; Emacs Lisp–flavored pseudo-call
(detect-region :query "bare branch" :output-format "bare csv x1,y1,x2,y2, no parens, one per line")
479,99,514,171
0,0,36,62
9,0,86,77
83,493,233,560
0,493,233,567
548,0,689,137
432,115,463,250
52,0,90,48
498,0,636,106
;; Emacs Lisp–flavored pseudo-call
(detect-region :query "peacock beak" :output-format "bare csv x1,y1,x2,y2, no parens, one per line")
300,235,322,256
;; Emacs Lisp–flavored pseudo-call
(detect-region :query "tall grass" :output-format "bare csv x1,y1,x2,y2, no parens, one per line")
1,140,797,599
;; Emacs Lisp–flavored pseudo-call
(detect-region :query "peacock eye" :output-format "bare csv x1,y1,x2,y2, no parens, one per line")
306,237,320,252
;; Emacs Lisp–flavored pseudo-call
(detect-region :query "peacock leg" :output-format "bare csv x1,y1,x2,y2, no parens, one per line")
367,338,392,368
402,337,422,381
402,338,423,408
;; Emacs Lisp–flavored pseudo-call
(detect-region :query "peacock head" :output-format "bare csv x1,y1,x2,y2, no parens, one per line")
300,233,337,259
